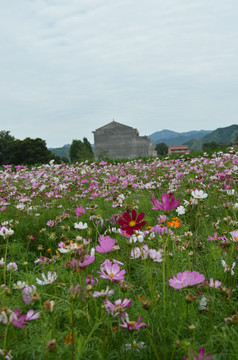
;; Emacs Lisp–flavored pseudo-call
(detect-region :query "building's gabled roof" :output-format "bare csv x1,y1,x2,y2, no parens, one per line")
93,120,137,133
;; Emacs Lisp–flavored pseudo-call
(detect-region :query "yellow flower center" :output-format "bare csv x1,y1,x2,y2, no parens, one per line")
129,220,136,227
109,273,114,278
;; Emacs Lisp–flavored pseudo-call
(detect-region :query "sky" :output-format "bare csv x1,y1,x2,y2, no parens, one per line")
0,0,238,148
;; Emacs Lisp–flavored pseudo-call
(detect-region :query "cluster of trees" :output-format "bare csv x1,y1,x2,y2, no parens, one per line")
0,131,57,166
202,141,230,151
69,138,94,162
0,131,95,165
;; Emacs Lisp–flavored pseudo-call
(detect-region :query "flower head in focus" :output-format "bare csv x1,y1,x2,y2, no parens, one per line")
118,209,146,236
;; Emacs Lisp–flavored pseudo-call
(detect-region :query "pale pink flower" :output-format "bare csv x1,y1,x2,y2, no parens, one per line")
169,271,205,289
230,230,238,243
7,262,18,271
46,220,54,227
96,235,116,253
22,285,37,304
209,278,221,288
104,298,132,317
25,309,40,321
98,259,125,282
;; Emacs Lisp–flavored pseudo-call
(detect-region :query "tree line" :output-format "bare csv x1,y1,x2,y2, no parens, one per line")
0,131,94,165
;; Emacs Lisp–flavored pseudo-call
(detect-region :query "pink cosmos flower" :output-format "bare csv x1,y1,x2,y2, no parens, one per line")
9,309,27,328
85,275,98,286
22,285,37,304
98,259,126,282
230,230,238,243
152,193,180,212
207,233,221,241
75,206,86,217
169,271,205,289
119,313,147,331
46,220,54,227
7,262,18,271
209,278,221,288
104,298,132,317
68,255,95,270
25,309,40,321
184,347,213,360
96,235,116,253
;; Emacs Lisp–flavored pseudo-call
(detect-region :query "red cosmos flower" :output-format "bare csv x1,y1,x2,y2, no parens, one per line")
118,209,146,236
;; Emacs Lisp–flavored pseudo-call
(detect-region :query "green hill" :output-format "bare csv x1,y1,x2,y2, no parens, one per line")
49,144,70,160
184,124,238,150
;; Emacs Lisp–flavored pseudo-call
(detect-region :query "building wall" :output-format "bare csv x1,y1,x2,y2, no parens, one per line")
93,122,156,160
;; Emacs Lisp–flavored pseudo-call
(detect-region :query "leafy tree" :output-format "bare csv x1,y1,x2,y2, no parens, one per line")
69,138,94,162
0,134,56,165
155,142,168,156
0,131,15,165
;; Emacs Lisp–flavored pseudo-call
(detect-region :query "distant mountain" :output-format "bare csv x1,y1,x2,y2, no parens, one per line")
49,144,70,160
184,124,238,150
149,129,212,146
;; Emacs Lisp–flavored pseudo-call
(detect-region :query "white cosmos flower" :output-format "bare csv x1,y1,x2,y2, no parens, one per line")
74,222,88,230
176,205,186,215
0,227,14,238
36,271,58,285
13,281,29,290
221,260,236,275
191,189,208,199
93,286,114,298
57,242,80,253
129,231,145,244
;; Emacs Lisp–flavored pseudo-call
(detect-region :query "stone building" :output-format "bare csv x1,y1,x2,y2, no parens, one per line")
93,121,157,160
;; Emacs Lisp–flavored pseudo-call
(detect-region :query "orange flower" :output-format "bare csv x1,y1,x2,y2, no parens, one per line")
64,331,73,344
167,217,181,228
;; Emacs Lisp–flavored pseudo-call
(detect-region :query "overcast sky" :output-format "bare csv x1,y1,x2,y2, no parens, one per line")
0,0,237,148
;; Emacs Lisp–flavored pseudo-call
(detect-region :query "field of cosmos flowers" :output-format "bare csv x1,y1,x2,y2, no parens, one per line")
0,151,238,360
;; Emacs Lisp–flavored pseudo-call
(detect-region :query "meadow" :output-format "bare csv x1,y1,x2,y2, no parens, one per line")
0,151,237,360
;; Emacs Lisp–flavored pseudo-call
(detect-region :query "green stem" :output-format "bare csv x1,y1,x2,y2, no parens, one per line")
3,236,9,285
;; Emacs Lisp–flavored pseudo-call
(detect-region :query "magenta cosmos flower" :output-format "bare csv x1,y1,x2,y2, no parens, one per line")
169,271,205,289
96,235,116,253
118,209,146,236
184,347,213,360
152,193,180,212
119,313,147,331
98,259,126,282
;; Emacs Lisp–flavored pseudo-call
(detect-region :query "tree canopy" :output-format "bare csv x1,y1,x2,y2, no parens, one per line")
0,131,58,165
155,142,168,156
69,138,94,162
